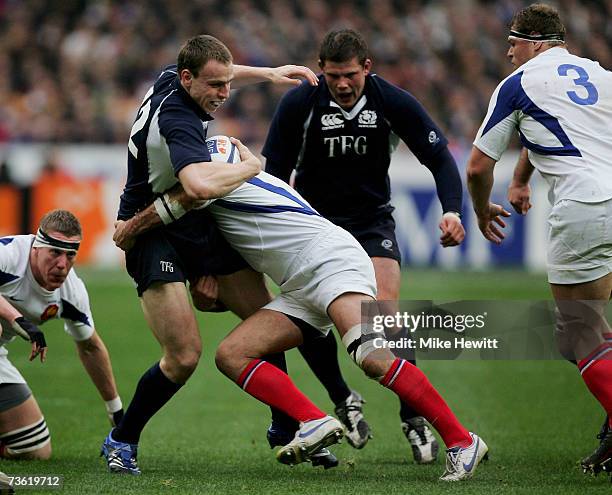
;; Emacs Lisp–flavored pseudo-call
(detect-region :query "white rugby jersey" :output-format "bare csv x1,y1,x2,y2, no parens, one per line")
474,47,612,205
0,235,95,348
206,171,348,285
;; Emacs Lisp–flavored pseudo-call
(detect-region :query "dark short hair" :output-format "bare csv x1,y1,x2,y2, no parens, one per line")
177,35,233,78
511,3,566,41
319,29,369,66
39,209,82,238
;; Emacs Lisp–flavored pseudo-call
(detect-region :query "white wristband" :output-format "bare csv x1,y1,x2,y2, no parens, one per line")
443,211,462,221
105,396,122,413
153,193,187,225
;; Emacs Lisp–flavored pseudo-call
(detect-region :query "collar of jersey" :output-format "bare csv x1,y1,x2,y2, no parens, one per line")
328,95,367,120
538,46,569,58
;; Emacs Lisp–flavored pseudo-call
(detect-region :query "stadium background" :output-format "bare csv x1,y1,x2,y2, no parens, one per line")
1,1,611,493
1,0,610,270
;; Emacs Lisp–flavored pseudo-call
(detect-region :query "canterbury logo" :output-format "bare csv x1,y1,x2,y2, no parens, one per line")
321,113,344,129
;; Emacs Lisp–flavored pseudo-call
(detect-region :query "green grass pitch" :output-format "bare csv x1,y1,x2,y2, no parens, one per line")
2,268,610,494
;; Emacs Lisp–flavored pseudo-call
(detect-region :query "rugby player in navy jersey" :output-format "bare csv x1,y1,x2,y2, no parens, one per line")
263,29,465,463
112,134,488,482
101,34,353,474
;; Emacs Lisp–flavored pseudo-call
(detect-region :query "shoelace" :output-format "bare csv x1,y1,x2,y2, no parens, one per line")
336,404,362,430
111,445,138,466
409,424,428,445
445,450,461,473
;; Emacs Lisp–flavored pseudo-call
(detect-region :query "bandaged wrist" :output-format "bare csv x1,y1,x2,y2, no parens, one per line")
104,397,122,413
154,193,186,225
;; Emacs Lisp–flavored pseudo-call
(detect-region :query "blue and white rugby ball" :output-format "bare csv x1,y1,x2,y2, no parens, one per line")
206,135,240,164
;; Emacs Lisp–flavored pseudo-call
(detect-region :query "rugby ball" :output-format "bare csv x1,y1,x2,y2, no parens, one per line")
206,135,240,164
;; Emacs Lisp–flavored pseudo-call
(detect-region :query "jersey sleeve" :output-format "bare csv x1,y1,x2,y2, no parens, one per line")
0,238,17,283
0,236,27,287
473,73,522,161
377,77,448,163
60,271,95,342
263,82,316,182
158,98,212,175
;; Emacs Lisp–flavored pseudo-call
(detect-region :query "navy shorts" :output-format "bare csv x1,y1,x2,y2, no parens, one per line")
125,210,248,296
336,211,401,264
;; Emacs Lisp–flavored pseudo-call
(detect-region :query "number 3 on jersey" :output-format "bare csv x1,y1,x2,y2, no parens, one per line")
557,64,599,106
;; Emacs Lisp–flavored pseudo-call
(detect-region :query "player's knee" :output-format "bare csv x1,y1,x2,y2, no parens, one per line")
341,324,390,379
214,339,245,378
165,348,201,381
360,356,390,380
18,441,52,460
0,418,51,460
214,341,233,375
554,316,576,361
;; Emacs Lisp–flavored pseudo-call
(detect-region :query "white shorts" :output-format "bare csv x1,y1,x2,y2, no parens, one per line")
265,226,377,332
0,347,26,385
547,198,612,284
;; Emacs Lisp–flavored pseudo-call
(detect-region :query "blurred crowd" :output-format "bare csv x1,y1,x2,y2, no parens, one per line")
0,0,610,148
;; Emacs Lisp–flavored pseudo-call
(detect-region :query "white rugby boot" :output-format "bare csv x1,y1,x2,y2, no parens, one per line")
276,415,343,466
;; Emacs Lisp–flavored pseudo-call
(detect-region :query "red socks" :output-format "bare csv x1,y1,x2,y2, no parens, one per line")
381,359,471,448
578,341,612,427
238,359,325,423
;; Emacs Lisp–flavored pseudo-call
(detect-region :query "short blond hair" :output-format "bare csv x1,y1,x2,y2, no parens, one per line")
39,210,82,238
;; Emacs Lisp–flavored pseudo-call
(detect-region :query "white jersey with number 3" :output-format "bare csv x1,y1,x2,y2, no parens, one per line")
474,47,612,205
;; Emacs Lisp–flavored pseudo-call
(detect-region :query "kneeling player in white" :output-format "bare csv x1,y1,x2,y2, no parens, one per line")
0,210,123,459
115,137,488,481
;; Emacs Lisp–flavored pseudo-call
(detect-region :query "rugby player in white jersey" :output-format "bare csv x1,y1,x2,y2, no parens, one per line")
466,3,612,475
114,138,489,482
0,209,123,460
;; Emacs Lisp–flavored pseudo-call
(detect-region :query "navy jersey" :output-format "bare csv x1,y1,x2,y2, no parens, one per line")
118,65,214,220
263,74,450,224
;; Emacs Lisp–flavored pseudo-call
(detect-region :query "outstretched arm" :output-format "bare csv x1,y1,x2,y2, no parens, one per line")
76,330,124,426
232,65,317,88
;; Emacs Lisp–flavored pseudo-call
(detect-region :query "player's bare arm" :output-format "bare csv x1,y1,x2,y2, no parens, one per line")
232,64,318,88
508,148,535,215
178,138,260,200
0,293,22,324
466,146,511,245
114,139,259,251
75,331,124,426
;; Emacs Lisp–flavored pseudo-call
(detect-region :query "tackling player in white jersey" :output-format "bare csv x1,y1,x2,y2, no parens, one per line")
466,3,612,476
114,138,489,482
0,210,123,459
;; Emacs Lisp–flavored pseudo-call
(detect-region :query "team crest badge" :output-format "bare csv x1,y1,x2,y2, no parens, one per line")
358,110,377,127
41,304,59,322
